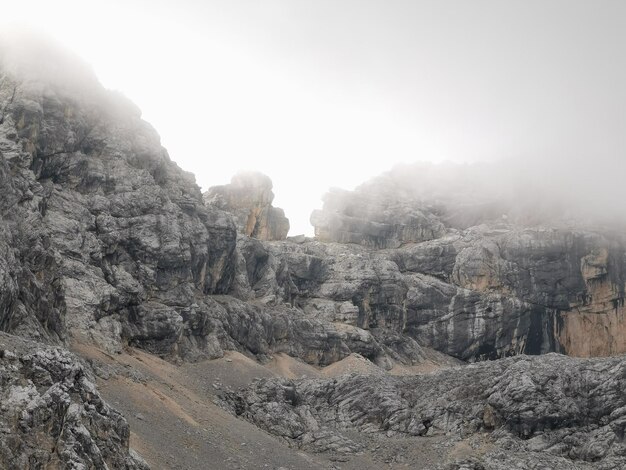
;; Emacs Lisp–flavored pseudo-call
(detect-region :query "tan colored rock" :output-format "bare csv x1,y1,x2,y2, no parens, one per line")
557,249,626,356
558,308,626,357
205,171,290,240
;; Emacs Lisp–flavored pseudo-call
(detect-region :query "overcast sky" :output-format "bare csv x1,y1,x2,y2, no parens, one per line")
2,1,626,235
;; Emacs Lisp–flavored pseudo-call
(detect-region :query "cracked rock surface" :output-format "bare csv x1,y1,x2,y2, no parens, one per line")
223,353,626,469
3,36,626,470
205,171,290,241
2,41,626,368
0,332,147,470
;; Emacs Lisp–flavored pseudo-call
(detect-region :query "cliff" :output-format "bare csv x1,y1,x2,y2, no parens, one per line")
2,38,626,469
309,166,626,360
0,333,147,469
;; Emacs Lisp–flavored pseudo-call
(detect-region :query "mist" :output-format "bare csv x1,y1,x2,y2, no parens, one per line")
0,29,101,95
352,154,626,232
2,1,626,235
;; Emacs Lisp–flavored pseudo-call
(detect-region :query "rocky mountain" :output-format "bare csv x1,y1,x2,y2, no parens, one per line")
2,38,626,469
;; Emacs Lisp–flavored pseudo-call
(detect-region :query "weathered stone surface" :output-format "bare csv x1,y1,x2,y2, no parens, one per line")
4,37,626,370
393,225,626,359
223,353,626,469
226,226,626,363
306,165,626,361
4,36,626,470
0,47,237,359
205,171,290,241
0,44,447,373
6,34,626,469
0,332,148,470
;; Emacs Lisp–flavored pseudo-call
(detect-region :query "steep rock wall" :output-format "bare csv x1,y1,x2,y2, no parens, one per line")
0,56,439,369
0,57,237,358
2,39,626,369
306,172,626,360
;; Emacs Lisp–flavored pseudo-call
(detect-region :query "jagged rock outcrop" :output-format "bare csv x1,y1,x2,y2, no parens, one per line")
228,225,626,362
204,171,290,241
0,48,434,370
389,225,626,359
0,42,238,358
223,353,626,469
0,46,430,372
3,37,626,369
0,332,148,469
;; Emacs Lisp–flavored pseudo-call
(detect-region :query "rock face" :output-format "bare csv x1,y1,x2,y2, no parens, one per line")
223,353,626,469
3,38,626,368
0,44,238,359
0,46,434,370
4,36,626,470
4,35,626,373
205,171,290,241
306,166,626,361
0,332,147,470
228,225,626,363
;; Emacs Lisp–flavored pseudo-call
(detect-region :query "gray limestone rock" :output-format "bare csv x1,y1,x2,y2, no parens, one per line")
0,49,237,359
305,167,626,361
4,35,626,470
4,38,626,371
311,186,446,248
0,332,148,470
223,353,626,469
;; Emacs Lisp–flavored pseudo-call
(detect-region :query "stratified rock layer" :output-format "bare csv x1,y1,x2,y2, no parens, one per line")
307,166,626,360
0,52,433,369
230,226,626,362
4,36,626,371
205,171,290,241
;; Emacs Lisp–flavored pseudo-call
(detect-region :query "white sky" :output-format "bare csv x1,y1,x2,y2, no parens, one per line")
2,0,625,235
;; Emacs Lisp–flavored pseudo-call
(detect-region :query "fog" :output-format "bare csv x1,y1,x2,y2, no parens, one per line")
0,29,101,94
2,1,626,235
357,156,626,232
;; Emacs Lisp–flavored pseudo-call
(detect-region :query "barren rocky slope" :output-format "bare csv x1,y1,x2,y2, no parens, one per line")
2,38,626,469
224,353,626,469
